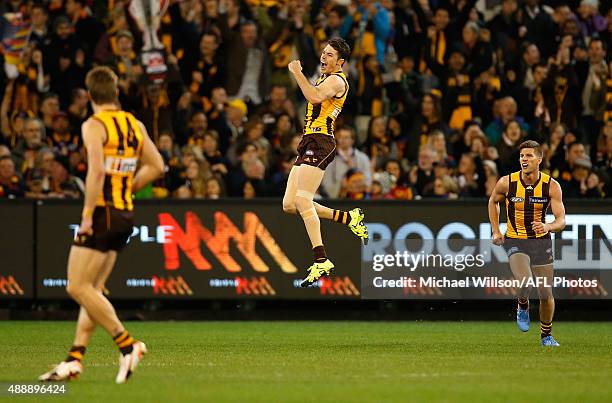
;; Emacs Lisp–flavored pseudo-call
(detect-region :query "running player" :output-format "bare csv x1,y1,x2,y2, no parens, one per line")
283,38,368,287
39,67,164,382
488,140,566,346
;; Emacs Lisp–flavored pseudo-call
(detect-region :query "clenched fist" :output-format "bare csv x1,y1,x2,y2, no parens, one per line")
288,60,302,75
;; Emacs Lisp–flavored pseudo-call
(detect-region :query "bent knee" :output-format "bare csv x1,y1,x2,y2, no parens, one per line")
294,196,313,211
66,282,84,299
282,200,296,214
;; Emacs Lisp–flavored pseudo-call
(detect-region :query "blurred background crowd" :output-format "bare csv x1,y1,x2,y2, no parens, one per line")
0,0,610,200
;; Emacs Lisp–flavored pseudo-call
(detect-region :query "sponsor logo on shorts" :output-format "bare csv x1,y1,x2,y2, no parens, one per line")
529,197,549,204
509,197,524,203
507,247,519,255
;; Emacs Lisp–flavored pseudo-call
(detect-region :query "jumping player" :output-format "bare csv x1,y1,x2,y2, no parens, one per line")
283,38,368,287
39,66,164,382
488,140,566,346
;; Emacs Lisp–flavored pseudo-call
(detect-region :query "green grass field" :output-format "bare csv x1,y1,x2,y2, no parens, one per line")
1,321,612,402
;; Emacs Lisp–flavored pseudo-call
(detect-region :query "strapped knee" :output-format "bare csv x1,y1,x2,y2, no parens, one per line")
299,206,317,219
295,189,314,201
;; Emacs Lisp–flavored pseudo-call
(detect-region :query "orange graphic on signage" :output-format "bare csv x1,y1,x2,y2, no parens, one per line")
235,276,276,296
0,275,24,295
152,275,193,295
159,211,298,273
402,283,443,296
319,276,360,296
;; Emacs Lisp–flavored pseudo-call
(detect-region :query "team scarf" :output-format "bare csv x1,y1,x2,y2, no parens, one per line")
1,12,32,66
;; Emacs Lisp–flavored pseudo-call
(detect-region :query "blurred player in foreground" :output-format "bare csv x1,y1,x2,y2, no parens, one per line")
283,38,368,287
488,140,566,346
40,66,164,382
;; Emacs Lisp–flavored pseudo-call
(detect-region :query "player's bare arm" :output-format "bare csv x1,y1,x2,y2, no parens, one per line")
288,60,345,104
488,175,509,245
132,121,165,192
532,178,566,235
79,118,107,235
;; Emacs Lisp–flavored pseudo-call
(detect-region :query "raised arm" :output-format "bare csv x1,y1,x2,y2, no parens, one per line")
488,175,509,245
288,60,345,104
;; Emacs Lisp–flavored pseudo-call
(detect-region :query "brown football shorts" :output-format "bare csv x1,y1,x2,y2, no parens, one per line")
73,206,134,252
294,133,337,170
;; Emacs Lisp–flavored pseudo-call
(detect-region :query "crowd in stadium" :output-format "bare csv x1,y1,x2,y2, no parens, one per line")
0,0,610,200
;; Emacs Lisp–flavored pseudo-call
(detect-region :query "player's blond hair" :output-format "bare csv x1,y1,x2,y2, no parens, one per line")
85,66,118,105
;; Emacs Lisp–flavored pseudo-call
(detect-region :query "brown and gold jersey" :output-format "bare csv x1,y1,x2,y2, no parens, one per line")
92,110,144,211
303,70,348,137
505,171,551,239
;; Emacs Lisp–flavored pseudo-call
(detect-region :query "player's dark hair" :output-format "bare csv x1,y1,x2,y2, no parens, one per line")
328,38,350,64
519,140,542,157
85,66,118,105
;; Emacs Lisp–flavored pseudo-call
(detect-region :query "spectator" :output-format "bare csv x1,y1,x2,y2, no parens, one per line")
47,154,84,198
407,93,450,162
202,132,229,177
521,0,555,59
484,96,528,145
243,180,257,199
344,0,391,65
576,38,608,153
46,112,79,156
205,175,227,199
0,0,607,201
185,159,211,198
256,85,295,138
427,175,459,199
45,16,87,106
67,88,89,138
553,141,587,181
11,117,48,175
39,93,60,135
560,156,602,198
322,127,372,198
339,169,369,200
496,120,524,176
0,156,26,198
456,153,486,197
64,0,105,55
180,31,225,98
226,142,266,197
544,123,570,170
542,36,581,129
383,159,414,200
29,3,51,49
410,145,437,196
112,30,142,100
427,130,451,164
219,18,270,106
364,116,398,169
185,111,210,149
